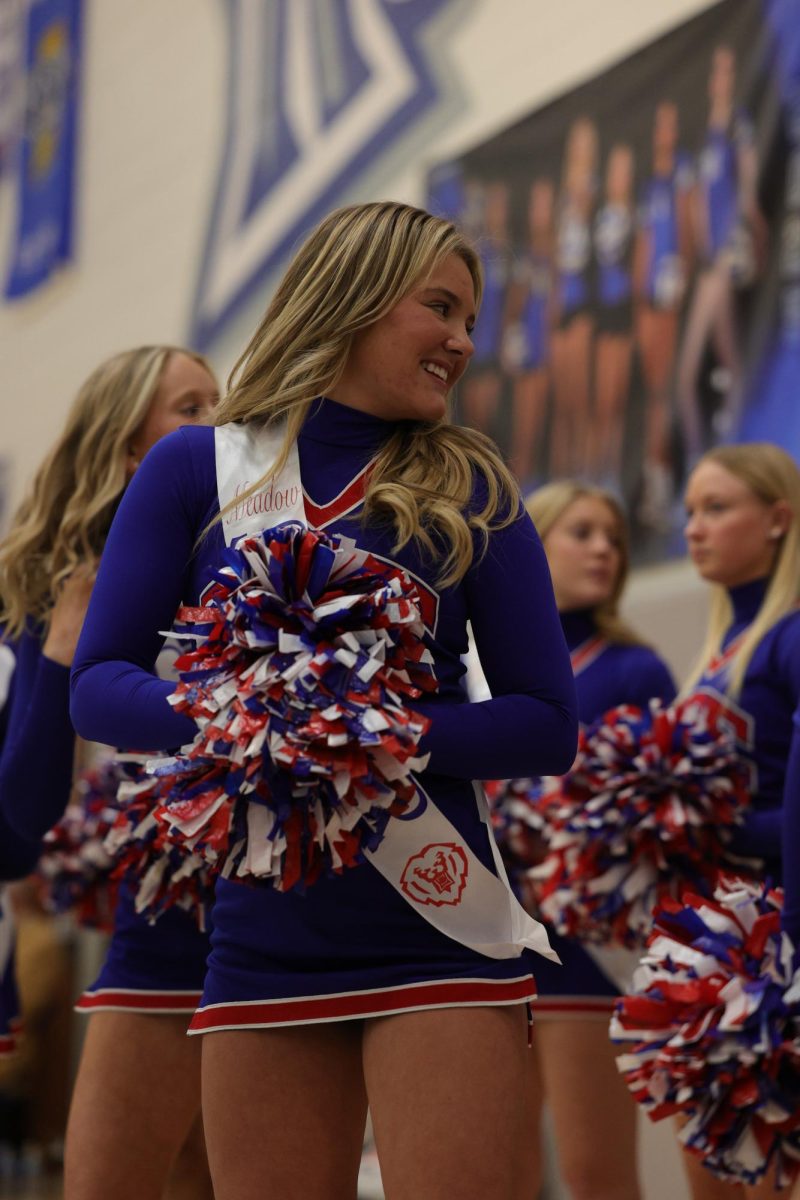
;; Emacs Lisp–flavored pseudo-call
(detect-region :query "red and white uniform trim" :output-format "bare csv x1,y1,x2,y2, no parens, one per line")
75,988,203,1015
534,996,615,1020
188,974,537,1034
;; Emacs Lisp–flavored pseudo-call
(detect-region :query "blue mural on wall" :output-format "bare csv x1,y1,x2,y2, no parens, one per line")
190,0,465,350
4,0,82,299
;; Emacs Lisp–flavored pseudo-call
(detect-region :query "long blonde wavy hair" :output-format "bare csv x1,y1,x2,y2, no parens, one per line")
682,443,800,698
526,480,644,646
1,345,213,637
213,201,519,587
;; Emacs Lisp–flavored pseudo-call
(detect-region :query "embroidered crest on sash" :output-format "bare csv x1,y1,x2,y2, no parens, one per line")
400,843,469,907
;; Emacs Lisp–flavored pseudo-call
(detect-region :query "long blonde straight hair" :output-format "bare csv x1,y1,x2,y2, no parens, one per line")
213,201,519,587
1,345,213,637
526,480,644,646
683,443,800,698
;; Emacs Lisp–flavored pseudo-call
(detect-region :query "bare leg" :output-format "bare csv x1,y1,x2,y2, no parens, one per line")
165,1112,214,1200
549,330,573,476
202,1024,367,1200
551,317,593,477
567,316,594,477
708,270,743,440
536,1017,641,1199
64,1012,203,1200
637,306,680,527
594,336,616,480
594,335,631,484
461,371,503,435
510,369,549,482
639,307,678,468
676,266,729,465
525,1031,547,1199
364,1005,535,1200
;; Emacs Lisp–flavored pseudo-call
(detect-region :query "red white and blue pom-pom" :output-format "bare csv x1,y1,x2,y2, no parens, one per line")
104,759,215,929
486,777,547,908
530,693,753,947
124,521,436,908
37,760,124,932
610,877,800,1188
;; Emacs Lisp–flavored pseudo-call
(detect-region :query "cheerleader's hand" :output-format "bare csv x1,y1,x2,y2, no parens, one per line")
43,564,97,667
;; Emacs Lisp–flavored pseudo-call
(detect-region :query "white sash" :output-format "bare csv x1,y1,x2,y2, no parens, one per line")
214,422,558,964
0,642,15,711
216,421,306,546
0,890,14,980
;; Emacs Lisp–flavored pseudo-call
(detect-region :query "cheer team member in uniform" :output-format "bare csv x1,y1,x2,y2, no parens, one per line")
676,46,767,465
634,100,694,530
550,117,598,478
460,179,513,438
502,178,555,486
0,346,218,1200
0,638,40,1058
592,143,636,486
678,443,800,1200
70,201,579,1200
523,481,675,1200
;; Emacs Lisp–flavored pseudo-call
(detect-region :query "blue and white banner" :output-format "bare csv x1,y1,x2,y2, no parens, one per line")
191,0,465,350
0,1,25,180
4,0,82,299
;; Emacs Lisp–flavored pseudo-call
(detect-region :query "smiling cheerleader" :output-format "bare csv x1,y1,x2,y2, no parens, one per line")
70,201,579,1200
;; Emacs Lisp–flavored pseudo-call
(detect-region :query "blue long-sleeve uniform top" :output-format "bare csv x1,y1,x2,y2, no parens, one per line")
528,609,676,999
71,398,578,786
560,609,676,723
0,627,76,846
693,578,800,932
0,635,47,879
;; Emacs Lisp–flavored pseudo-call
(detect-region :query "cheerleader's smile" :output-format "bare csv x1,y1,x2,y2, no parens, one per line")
329,253,476,423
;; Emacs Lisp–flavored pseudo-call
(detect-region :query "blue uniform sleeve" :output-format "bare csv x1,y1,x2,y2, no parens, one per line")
0,628,77,844
70,431,207,751
418,506,578,778
782,720,800,942
0,636,45,878
775,616,800,939
746,616,800,872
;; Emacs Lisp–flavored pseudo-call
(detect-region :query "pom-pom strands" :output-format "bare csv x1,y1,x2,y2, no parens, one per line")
486,777,546,909
105,758,215,930
611,878,800,1189
530,694,752,947
132,522,435,906
38,760,123,932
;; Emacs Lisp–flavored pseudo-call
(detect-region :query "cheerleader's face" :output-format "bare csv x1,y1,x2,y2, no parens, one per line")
330,253,476,424
684,461,788,587
543,497,623,611
128,353,218,474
